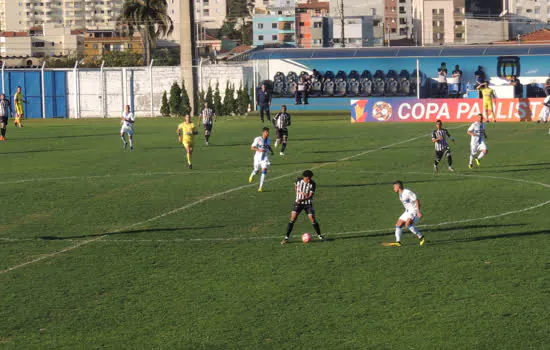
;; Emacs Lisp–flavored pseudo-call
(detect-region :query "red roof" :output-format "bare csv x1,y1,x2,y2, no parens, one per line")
518,28,550,42
0,32,29,37
297,2,329,9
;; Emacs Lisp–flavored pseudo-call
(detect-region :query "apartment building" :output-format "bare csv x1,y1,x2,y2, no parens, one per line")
0,23,82,58
83,29,143,62
329,0,384,45
385,0,412,41
0,0,124,32
194,0,227,30
296,1,329,47
504,0,550,38
253,0,296,47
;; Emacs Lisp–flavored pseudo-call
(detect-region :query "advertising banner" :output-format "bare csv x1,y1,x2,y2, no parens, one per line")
351,98,545,123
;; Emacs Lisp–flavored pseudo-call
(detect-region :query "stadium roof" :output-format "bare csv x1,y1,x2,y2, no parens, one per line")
249,45,550,60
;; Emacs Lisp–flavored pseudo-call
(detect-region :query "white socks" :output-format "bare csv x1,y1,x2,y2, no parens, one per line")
395,226,402,242
477,151,485,159
260,172,266,188
250,170,257,178
408,225,422,239
129,138,133,148
469,154,474,163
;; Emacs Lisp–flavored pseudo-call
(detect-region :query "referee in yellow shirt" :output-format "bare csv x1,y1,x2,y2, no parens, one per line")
477,81,495,123
177,114,198,169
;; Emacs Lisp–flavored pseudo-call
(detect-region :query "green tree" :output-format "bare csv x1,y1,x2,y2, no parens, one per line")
222,81,231,116
205,84,214,109
151,46,180,66
227,0,254,43
118,0,174,66
160,90,170,116
236,83,244,115
103,51,143,67
180,80,192,116
197,89,205,115
169,81,182,116
242,82,251,114
213,82,223,117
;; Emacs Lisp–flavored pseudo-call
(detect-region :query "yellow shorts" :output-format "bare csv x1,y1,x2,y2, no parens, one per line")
483,99,493,111
183,142,193,150
15,105,24,115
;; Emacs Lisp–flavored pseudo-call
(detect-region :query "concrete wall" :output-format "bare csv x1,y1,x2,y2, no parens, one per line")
67,66,181,118
64,63,252,118
199,63,254,99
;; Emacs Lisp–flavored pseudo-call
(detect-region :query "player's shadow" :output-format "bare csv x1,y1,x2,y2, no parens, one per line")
331,223,528,242
430,229,548,245
39,225,225,240
323,179,453,188
488,162,550,168
23,133,113,140
0,148,86,155
311,149,363,154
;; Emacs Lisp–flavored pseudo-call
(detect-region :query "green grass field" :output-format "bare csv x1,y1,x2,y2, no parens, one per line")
1,114,549,349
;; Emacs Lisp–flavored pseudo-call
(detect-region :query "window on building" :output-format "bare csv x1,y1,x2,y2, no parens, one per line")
391,7,396,12
547,7,550,14
371,8,376,16
299,21,304,26
272,35,277,40
432,9,437,14
399,6,405,13
456,33,463,39
526,8,533,13
258,23,263,29
313,22,322,28
299,34,304,38
455,21,463,26
203,9,209,15
535,7,541,14
399,18,406,24
391,28,396,33
258,35,264,40
516,7,522,14
272,23,277,28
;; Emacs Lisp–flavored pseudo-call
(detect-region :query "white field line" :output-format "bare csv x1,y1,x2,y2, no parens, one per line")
1,127,454,274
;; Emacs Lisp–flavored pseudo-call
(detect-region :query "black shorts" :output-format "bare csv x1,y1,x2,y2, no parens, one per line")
203,123,213,132
435,147,451,161
0,116,7,125
276,128,288,140
292,202,315,216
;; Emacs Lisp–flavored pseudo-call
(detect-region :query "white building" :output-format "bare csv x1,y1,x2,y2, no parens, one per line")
0,23,82,58
329,0,384,45
503,0,550,38
331,16,372,47
195,0,228,30
0,0,124,32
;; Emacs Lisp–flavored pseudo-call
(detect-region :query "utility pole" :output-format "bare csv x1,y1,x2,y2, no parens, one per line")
181,0,196,114
340,0,345,47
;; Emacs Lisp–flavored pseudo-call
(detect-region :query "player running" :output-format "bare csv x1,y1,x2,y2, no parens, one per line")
0,93,13,141
432,120,455,172
477,81,495,122
177,114,198,169
14,86,26,128
467,114,488,169
281,170,325,245
249,126,274,192
272,105,291,156
385,181,425,247
120,105,135,150
198,102,215,145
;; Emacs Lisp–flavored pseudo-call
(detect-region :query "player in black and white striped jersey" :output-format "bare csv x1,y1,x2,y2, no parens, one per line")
273,105,291,156
432,120,455,172
281,170,326,244
199,102,216,145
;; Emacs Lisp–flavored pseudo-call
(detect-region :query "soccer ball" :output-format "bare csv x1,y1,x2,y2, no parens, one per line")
302,233,312,243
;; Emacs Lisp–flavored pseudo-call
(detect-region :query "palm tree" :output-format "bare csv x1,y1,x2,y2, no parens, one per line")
118,0,174,66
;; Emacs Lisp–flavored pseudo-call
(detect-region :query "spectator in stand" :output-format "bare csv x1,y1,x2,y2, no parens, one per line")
544,74,550,96
508,75,522,98
437,62,448,98
295,76,309,105
452,65,463,95
256,84,271,123
475,66,486,98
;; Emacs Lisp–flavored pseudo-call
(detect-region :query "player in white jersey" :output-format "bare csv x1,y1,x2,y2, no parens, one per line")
384,181,425,247
537,95,550,134
249,127,274,192
467,114,488,168
120,104,135,150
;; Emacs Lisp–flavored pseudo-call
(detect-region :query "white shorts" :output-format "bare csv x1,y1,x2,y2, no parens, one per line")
120,125,134,136
539,106,550,122
254,159,270,171
471,141,487,155
399,211,419,224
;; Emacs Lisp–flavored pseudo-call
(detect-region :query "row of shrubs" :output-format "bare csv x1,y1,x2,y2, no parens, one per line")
160,81,254,117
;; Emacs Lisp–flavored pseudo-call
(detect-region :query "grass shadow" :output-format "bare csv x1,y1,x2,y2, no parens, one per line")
40,225,226,240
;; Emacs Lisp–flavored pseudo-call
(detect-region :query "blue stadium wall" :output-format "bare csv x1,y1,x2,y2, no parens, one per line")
2,70,67,118
251,46,550,111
